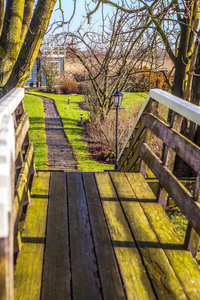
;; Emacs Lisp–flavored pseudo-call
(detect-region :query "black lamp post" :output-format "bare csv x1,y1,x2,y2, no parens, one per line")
112,89,123,170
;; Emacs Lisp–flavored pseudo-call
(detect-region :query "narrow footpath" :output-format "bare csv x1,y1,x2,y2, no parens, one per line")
41,96,77,171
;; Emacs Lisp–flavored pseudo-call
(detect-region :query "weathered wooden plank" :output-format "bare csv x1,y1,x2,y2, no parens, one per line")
126,172,200,299
184,173,200,256
0,237,11,300
82,172,125,300
67,172,102,300
41,172,70,299
0,215,13,300
140,143,200,236
118,116,146,170
12,98,25,121
14,143,34,238
145,113,200,174
95,172,156,300
0,238,7,300
139,100,159,177
118,94,151,158
14,172,50,300
124,131,146,172
110,171,187,299
15,112,29,160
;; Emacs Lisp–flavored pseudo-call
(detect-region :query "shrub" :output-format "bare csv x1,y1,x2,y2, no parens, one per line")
83,108,140,163
56,72,78,94
127,66,171,92
77,82,90,95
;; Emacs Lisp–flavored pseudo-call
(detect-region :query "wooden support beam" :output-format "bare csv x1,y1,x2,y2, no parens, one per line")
124,131,146,172
139,100,159,177
118,116,146,170
184,173,200,256
145,113,200,174
140,143,200,237
14,143,34,248
15,112,29,160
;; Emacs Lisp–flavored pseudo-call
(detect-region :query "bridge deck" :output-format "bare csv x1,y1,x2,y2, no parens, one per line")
14,171,200,300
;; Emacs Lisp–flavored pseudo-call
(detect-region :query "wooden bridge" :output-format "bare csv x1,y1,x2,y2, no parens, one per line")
1,88,200,299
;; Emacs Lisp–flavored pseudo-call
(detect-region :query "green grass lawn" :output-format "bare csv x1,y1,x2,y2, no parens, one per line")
122,92,147,112
25,90,114,171
24,94,48,170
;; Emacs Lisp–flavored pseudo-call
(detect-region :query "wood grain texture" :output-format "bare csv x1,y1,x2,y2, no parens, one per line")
126,172,200,299
118,116,146,170
139,100,158,177
0,237,10,300
184,173,200,256
110,171,187,300
145,113,200,174
14,172,50,300
82,172,125,300
15,112,29,160
95,172,156,300
140,143,200,236
41,172,70,300
118,94,151,161
67,172,102,300
14,143,34,237
125,131,146,172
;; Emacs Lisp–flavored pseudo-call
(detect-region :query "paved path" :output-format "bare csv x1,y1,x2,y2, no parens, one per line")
41,96,77,171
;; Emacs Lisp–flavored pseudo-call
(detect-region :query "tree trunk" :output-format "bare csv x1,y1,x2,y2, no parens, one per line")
0,0,25,86
3,0,57,93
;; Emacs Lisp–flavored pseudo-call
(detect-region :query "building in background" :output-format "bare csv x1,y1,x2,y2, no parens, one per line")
25,47,66,87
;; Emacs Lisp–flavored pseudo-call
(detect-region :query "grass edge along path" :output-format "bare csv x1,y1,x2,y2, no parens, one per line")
25,90,113,172
24,94,48,170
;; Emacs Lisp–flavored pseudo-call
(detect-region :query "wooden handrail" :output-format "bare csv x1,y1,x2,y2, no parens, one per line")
0,88,24,126
118,88,200,257
118,89,200,160
0,88,34,300
0,113,15,300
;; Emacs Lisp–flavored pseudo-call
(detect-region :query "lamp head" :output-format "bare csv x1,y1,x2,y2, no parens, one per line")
112,89,123,107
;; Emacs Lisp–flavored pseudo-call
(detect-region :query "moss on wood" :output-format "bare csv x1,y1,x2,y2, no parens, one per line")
14,172,50,300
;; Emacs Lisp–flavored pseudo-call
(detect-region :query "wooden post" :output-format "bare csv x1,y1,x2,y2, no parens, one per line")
184,173,200,257
157,111,183,207
139,99,159,177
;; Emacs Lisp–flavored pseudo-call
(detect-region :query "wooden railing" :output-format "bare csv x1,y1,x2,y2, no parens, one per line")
0,88,34,299
118,89,200,257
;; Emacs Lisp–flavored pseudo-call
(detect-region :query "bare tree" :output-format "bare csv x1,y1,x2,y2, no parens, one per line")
87,0,200,103
65,10,165,117
42,58,59,93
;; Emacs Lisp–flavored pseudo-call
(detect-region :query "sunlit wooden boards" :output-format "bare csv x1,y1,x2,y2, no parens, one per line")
69,172,125,300
41,172,70,300
14,172,50,300
14,171,200,299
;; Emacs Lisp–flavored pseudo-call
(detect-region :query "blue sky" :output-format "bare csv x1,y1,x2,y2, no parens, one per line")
50,0,113,33
51,0,95,31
